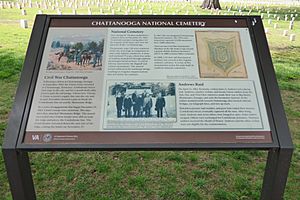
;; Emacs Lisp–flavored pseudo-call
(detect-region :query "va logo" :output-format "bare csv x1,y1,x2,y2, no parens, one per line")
42,133,53,143
32,135,40,141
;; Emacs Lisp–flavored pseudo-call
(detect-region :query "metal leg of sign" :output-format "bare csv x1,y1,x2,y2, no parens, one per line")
2,149,36,200
261,148,293,200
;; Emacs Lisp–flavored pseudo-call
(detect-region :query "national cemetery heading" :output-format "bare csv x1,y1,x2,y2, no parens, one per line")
91,20,207,27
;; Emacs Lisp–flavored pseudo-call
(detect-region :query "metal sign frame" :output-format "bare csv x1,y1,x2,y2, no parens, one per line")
2,15,293,200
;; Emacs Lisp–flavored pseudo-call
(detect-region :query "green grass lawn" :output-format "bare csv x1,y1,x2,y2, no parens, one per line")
0,1,300,199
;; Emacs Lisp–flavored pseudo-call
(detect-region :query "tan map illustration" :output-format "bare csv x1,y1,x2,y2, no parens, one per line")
195,31,247,78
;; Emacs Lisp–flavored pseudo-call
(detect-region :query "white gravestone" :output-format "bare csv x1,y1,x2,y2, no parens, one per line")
20,19,28,28
21,9,27,15
265,28,269,34
290,34,295,41
57,9,62,15
88,8,92,15
289,21,294,30
282,30,288,36
268,19,272,24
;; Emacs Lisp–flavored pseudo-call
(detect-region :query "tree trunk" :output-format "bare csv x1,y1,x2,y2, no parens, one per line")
202,0,221,10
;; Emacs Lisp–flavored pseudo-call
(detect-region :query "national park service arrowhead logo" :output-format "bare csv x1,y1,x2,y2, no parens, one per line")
206,37,240,74
42,133,53,143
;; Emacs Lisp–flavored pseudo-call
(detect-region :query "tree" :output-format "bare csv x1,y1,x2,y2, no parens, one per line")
111,84,126,95
98,39,105,53
202,0,221,10
55,41,61,48
51,41,56,48
167,83,176,96
73,42,83,51
151,83,161,96
88,41,98,52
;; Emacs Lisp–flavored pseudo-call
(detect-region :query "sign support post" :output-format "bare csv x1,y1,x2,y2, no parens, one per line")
261,148,293,200
2,149,36,200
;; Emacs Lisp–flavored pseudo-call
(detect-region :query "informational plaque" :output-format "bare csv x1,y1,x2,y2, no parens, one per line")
24,17,272,145
3,16,294,200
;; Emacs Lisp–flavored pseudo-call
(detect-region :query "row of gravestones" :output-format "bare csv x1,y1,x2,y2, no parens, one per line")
267,18,296,30
6,1,296,41
0,1,221,10
4,0,297,14
261,13,298,22
18,17,297,42
2,6,300,20
11,2,299,18
264,27,296,41
18,7,297,18
1,0,300,10
0,0,180,9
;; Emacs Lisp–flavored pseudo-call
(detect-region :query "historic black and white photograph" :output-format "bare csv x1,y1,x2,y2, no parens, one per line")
47,31,105,70
106,82,176,119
